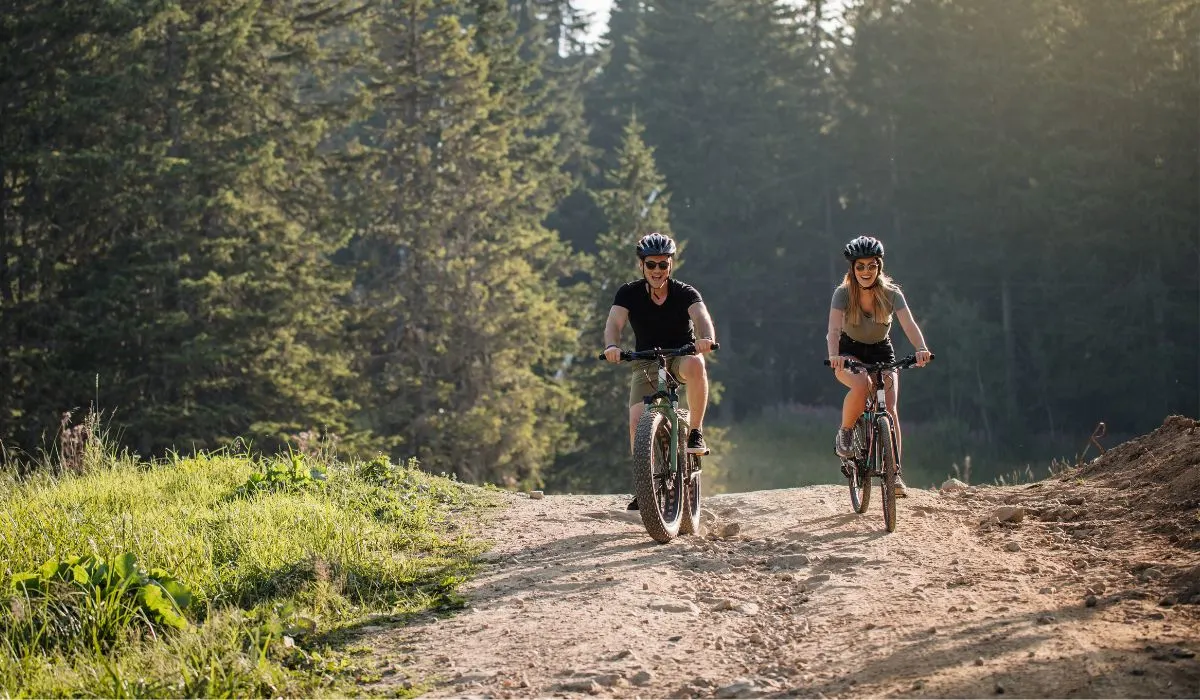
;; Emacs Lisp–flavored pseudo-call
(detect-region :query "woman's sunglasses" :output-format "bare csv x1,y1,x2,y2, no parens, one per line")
643,260,671,270
854,261,880,272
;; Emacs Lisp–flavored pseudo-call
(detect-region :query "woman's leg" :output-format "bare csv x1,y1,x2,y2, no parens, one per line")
884,371,907,495
834,359,869,456
835,362,869,428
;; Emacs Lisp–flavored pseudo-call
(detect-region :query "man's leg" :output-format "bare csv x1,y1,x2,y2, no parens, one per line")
628,402,645,453
676,355,709,453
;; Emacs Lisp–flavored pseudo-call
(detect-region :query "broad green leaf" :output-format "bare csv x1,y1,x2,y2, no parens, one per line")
138,584,188,629
161,579,193,609
115,553,140,584
11,572,42,592
90,562,110,586
39,559,59,581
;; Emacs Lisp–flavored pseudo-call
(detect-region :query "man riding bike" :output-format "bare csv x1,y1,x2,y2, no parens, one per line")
603,232,717,510
826,235,931,497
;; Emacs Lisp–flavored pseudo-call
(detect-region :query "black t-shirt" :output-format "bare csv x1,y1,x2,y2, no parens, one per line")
612,278,703,351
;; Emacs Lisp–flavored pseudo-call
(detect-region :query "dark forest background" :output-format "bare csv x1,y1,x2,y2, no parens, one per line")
2,0,1196,491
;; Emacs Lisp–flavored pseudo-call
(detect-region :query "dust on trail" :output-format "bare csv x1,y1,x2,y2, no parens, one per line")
361,416,1200,698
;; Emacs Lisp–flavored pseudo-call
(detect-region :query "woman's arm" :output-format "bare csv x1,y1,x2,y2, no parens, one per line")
895,307,931,366
827,308,846,369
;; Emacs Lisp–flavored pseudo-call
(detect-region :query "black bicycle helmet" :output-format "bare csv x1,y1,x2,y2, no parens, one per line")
636,232,677,258
843,235,884,261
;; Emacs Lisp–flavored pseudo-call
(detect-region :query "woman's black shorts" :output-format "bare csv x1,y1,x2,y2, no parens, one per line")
838,333,895,365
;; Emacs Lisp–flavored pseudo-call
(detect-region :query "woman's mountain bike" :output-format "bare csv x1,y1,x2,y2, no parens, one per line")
600,343,717,543
823,353,934,533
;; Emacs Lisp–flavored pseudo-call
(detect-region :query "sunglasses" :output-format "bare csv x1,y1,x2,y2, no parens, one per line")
643,260,671,270
854,262,881,272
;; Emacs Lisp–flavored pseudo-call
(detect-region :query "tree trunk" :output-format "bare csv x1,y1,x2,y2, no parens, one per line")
1001,275,1018,422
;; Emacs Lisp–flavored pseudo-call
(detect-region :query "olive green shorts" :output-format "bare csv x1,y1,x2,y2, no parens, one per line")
628,357,687,406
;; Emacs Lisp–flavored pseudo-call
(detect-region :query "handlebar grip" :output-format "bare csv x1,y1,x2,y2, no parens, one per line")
711,341,720,351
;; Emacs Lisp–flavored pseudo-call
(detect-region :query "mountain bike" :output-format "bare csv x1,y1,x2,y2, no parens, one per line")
823,353,934,533
599,343,717,543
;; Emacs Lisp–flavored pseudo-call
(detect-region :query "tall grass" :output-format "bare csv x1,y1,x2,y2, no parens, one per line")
0,443,496,697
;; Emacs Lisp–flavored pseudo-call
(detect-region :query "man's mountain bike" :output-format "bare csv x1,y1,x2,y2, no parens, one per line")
600,343,717,543
823,353,934,533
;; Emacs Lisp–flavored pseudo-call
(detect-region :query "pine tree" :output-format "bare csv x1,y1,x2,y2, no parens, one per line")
546,117,673,492
351,0,583,487
0,0,363,452
623,0,829,415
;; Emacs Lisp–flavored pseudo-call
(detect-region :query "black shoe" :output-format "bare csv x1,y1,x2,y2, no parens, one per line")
686,429,708,454
627,497,639,511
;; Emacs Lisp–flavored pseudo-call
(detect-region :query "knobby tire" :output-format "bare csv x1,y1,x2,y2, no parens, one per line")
849,418,871,514
877,415,898,533
632,410,684,543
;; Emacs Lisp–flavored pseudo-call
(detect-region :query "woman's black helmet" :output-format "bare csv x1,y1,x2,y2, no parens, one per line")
843,235,884,261
636,232,677,258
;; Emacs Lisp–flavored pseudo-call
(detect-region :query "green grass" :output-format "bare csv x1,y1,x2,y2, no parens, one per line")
0,445,498,697
709,405,1078,494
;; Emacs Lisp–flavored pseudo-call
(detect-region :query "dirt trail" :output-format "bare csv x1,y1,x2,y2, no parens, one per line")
363,418,1200,698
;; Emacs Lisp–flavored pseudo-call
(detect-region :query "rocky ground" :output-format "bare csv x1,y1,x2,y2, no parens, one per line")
360,416,1200,698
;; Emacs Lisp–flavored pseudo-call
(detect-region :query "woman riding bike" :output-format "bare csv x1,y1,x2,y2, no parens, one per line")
826,235,931,497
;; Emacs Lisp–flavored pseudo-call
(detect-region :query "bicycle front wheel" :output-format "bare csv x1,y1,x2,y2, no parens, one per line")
632,410,684,543
676,410,702,536
848,418,871,514
876,414,898,533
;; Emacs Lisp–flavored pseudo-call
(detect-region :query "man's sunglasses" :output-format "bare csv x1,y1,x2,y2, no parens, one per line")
643,260,671,270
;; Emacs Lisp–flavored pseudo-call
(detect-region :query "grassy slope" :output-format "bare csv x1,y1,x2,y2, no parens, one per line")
0,448,499,697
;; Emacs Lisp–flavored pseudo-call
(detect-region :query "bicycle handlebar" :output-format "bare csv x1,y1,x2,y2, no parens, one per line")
823,353,935,373
597,342,720,362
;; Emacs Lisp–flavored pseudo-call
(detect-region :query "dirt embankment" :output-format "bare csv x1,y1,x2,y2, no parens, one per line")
359,415,1200,698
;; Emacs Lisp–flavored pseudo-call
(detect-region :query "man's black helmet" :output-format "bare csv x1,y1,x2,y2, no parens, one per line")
843,235,884,261
636,232,677,258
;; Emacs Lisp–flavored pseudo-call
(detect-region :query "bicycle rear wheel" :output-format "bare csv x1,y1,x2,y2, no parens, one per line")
680,455,702,536
876,415,898,533
632,410,684,543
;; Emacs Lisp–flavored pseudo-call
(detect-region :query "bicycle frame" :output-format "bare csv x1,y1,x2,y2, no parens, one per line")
825,353,934,476
642,354,683,476
826,353,934,531
859,368,897,476
600,342,718,477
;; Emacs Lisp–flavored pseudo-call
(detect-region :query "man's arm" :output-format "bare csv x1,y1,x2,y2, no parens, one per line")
604,305,629,348
688,302,716,352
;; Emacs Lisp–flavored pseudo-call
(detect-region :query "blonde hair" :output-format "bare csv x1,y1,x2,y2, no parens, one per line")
838,258,902,326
